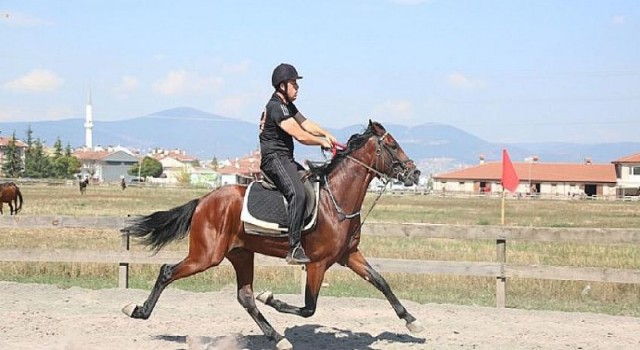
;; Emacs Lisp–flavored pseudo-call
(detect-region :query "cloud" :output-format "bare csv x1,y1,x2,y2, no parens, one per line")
446,72,486,89
153,69,223,96
612,15,625,25
0,11,51,27
372,100,414,122
113,75,140,99
4,69,64,92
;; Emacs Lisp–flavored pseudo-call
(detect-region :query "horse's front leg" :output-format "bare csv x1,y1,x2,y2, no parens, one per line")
227,249,292,350
256,262,326,318
344,249,424,334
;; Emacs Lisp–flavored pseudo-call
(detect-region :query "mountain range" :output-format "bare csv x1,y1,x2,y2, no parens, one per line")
1,107,638,175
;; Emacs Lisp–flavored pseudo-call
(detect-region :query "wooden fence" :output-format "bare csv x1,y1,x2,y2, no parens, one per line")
1,215,639,308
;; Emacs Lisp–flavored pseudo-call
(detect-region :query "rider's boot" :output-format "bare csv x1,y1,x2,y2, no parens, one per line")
286,230,310,265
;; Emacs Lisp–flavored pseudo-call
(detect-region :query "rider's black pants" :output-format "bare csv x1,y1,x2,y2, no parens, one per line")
260,153,307,248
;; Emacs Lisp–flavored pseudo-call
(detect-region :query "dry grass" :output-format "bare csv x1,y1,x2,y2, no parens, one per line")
2,183,640,316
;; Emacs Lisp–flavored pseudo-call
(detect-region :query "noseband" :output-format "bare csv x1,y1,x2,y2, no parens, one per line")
345,131,412,182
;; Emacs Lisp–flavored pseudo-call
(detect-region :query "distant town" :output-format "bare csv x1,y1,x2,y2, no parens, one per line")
1,93,639,199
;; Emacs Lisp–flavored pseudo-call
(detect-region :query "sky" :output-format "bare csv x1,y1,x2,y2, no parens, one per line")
1,0,639,144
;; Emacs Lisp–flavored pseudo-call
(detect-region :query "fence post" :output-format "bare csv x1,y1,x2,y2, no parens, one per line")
496,238,506,308
119,230,130,289
300,265,307,295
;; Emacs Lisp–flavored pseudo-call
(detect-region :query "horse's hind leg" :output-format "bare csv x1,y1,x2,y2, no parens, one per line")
344,249,424,334
123,231,227,320
256,263,325,318
227,249,292,350
9,202,14,215
123,262,181,319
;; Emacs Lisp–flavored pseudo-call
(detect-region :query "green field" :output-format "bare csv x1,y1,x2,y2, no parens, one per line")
1,183,639,316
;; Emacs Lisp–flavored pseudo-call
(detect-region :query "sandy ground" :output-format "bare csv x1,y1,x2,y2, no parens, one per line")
0,281,638,350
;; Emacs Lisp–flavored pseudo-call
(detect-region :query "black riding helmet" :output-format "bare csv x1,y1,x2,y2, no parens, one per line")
272,63,303,89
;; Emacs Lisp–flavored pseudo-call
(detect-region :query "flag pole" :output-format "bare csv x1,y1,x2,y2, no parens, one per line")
501,188,505,225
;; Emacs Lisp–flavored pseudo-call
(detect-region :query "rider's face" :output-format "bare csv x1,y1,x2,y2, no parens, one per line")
285,80,299,101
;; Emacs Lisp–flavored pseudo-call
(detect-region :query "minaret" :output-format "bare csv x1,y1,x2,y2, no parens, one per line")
84,89,94,149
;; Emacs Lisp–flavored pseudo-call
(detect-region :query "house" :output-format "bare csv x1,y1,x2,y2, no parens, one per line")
612,153,640,196
149,149,199,184
218,150,262,186
189,166,221,188
433,156,618,199
73,146,139,182
0,137,28,177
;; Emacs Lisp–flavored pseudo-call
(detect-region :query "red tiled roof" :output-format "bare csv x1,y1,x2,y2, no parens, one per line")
434,161,616,183
612,152,640,163
218,150,261,176
0,137,27,148
150,151,197,163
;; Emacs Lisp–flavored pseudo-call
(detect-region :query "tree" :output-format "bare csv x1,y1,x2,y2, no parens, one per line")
175,167,191,184
210,156,219,171
128,156,163,178
53,138,63,158
1,132,23,177
52,154,81,179
50,137,66,178
23,138,52,178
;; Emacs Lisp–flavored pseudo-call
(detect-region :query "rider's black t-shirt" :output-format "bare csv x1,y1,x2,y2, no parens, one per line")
259,93,299,157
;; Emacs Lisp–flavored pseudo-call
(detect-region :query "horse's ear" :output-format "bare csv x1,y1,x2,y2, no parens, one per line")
368,119,373,127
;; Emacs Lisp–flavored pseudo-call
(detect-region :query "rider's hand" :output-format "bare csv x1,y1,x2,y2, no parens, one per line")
320,139,332,150
322,133,337,146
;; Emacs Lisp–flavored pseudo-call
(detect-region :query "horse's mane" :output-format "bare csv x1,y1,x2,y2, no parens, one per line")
308,122,381,177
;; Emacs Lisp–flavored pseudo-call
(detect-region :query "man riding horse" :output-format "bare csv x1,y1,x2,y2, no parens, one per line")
259,63,339,264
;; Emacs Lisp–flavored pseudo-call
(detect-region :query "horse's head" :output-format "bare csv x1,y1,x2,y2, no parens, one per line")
342,120,420,186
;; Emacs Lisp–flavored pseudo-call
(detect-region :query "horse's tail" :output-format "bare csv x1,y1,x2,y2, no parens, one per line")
15,186,23,213
122,198,199,252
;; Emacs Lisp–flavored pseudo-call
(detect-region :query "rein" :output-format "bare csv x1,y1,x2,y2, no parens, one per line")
323,129,411,243
323,133,392,223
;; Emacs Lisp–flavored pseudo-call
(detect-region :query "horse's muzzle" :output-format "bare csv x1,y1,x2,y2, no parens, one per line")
402,169,421,186
396,161,420,186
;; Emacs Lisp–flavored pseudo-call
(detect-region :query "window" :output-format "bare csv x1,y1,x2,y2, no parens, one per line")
632,167,640,176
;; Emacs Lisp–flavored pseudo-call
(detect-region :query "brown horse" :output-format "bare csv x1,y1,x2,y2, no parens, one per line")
121,121,423,349
79,178,89,194
0,182,23,215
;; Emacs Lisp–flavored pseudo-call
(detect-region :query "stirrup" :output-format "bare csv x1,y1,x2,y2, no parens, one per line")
286,245,310,265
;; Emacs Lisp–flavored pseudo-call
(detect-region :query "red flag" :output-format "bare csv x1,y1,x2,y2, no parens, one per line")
501,149,519,192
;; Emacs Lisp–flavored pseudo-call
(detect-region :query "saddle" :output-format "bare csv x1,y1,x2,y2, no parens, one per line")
241,167,322,237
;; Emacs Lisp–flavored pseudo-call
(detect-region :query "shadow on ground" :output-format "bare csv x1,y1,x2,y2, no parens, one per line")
155,323,426,349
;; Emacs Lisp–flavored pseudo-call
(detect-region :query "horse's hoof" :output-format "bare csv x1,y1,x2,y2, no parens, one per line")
275,338,293,350
256,290,273,304
406,320,424,333
122,304,137,317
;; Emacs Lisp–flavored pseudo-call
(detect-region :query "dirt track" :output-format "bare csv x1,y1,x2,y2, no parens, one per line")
1,281,638,350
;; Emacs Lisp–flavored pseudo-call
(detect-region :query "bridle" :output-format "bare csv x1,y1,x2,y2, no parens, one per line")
323,130,414,223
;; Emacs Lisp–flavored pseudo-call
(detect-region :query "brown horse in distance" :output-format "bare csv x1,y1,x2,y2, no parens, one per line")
121,121,423,349
0,182,23,215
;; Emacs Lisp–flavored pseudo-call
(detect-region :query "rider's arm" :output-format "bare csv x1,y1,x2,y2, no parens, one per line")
295,112,338,146
297,113,327,137
280,118,331,148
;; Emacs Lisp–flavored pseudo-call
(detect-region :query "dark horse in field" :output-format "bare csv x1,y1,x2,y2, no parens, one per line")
0,182,23,215
79,178,89,194
121,121,423,349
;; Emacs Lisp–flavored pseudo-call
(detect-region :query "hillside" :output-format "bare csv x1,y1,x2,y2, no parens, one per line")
1,107,638,175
